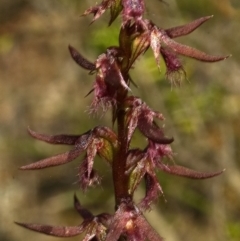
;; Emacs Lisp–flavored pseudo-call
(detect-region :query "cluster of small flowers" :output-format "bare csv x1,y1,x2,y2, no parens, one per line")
17,1,228,240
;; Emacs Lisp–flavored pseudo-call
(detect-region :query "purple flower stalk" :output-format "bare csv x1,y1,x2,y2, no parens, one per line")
16,1,229,240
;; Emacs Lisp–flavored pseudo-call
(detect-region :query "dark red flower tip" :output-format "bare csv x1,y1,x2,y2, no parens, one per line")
68,45,96,72
74,194,94,219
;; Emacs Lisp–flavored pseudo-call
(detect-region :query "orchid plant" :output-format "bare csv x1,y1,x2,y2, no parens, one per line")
16,1,229,240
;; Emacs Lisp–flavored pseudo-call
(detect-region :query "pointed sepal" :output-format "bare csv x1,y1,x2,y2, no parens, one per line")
162,34,230,62
19,149,83,170
160,47,186,86
68,45,96,72
74,194,94,219
166,15,213,39
159,164,225,179
138,116,174,144
28,127,81,145
15,222,85,237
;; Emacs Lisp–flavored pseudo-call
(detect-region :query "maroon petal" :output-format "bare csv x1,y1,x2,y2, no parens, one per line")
15,222,85,237
19,148,82,170
162,36,230,62
68,45,96,71
159,164,225,179
28,127,80,145
166,15,213,38
138,117,174,144
140,172,163,210
78,158,101,191
160,47,186,86
74,194,94,219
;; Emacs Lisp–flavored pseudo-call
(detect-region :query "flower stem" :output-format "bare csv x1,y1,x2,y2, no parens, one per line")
112,91,131,207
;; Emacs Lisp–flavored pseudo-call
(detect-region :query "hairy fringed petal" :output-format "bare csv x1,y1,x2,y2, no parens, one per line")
126,108,140,143
92,74,110,110
100,49,130,91
83,0,147,26
83,0,114,23
140,172,164,210
91,49,131,111
160,47,186,86
87,140,99,178
15,222,86,237
78,157,101,191
147,140,174,162
124,96,169,144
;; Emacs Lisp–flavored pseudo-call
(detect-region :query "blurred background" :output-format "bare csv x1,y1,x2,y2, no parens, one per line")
0,0,240,241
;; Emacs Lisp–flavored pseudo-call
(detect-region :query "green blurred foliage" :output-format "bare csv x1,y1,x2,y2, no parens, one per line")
0,1,240,241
